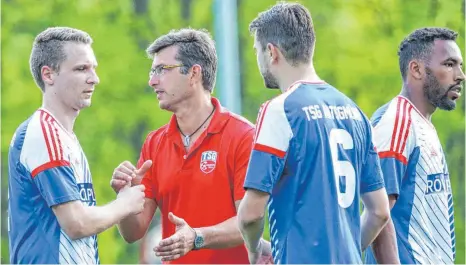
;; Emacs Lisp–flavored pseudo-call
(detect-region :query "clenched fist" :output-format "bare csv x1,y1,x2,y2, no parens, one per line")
117,184,146,215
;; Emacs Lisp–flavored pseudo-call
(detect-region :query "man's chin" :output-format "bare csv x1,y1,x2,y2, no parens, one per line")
158,101,172,111
77,100,92,110
264,82,279,89
437,99,456,111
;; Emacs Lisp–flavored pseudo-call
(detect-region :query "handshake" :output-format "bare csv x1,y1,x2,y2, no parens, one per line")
110,160,153,216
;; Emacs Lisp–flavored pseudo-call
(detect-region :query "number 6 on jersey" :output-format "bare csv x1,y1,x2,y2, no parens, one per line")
329,129,356,208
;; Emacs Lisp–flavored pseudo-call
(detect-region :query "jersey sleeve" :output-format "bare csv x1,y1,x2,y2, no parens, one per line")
20,112,80,207
372,98,416,197
138,131,158,200
232,128,255,201
360,122,385,194
243,98,293,194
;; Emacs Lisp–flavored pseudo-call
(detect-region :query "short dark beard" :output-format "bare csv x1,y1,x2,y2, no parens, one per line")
423,67,456,111
262,68,280,89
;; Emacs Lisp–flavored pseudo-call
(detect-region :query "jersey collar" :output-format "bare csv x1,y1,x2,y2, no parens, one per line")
165,97,231,137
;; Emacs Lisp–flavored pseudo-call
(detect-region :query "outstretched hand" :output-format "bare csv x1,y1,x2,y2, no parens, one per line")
154,212,196,262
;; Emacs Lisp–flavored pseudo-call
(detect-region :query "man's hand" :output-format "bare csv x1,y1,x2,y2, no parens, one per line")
257,239,273,264
154,212,196,262
116,185,146,215
248,239,273,264
110,160,152,193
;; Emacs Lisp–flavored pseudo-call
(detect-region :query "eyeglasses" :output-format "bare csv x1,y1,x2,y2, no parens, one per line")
149,64,184,77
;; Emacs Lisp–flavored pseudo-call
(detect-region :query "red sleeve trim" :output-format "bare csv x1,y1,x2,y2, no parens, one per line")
378,151,407,165
254,143,286,158
31,160,71,178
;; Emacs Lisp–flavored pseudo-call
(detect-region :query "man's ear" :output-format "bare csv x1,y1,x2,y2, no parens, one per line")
266,43,280,64
408,59,424,80
190,64,203,86
41,65,55,86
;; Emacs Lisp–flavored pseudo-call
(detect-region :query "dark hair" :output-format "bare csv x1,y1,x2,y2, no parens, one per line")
249,2,315,66
398,27,458,80
147,28,217,92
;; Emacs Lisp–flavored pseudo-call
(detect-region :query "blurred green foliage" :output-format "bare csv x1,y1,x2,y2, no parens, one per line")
1,0,464,263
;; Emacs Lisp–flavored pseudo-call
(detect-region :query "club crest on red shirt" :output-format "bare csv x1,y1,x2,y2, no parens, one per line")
200,151,217,174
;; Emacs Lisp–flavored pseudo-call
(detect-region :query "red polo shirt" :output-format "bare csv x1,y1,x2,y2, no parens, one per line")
138,97,254,264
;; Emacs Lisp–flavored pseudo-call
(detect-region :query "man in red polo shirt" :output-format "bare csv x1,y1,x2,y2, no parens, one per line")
110,28,272,264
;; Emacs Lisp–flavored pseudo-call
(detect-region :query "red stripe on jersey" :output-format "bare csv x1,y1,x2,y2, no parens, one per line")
39,111,54,161
394,100,408,153
44,114,60,161
254,101,271,143
399,105,413,155
254,143,286,158
52,121,64,160
390,97,402,151
378,151,407,165
397,95,435,129
31,160,71,178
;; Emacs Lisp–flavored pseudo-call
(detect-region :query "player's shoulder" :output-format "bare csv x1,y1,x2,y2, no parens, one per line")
11,109,69,171
370,96,418,151
12,109,51,150
371,96,413,128
10,115,35,152
262,92,289,116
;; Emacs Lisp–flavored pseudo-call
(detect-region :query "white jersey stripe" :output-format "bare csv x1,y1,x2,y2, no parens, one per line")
409,226,436,260
58,246,72,264
59,241,78,264
409,217,437,258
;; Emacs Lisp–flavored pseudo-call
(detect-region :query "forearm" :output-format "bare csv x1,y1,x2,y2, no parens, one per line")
197,216,244,249
371,219,400,264
238,215,265,252
77,199,129,239
117,212,149,243
118,198,156,243
361,210,389,251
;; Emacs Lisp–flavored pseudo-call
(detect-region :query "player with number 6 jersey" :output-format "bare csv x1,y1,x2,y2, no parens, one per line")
243,80,388,264
238,3,393,264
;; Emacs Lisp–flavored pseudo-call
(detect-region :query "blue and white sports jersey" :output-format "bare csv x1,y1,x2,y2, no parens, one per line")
365,95,455,264
8,108,99,264
244,81,385,264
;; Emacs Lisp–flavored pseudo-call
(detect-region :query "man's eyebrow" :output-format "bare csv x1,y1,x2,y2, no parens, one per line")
444,57,462,64
151,64,163,69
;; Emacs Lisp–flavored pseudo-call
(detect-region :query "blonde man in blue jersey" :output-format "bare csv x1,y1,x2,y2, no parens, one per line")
366,27,465,264
8,27,148,264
